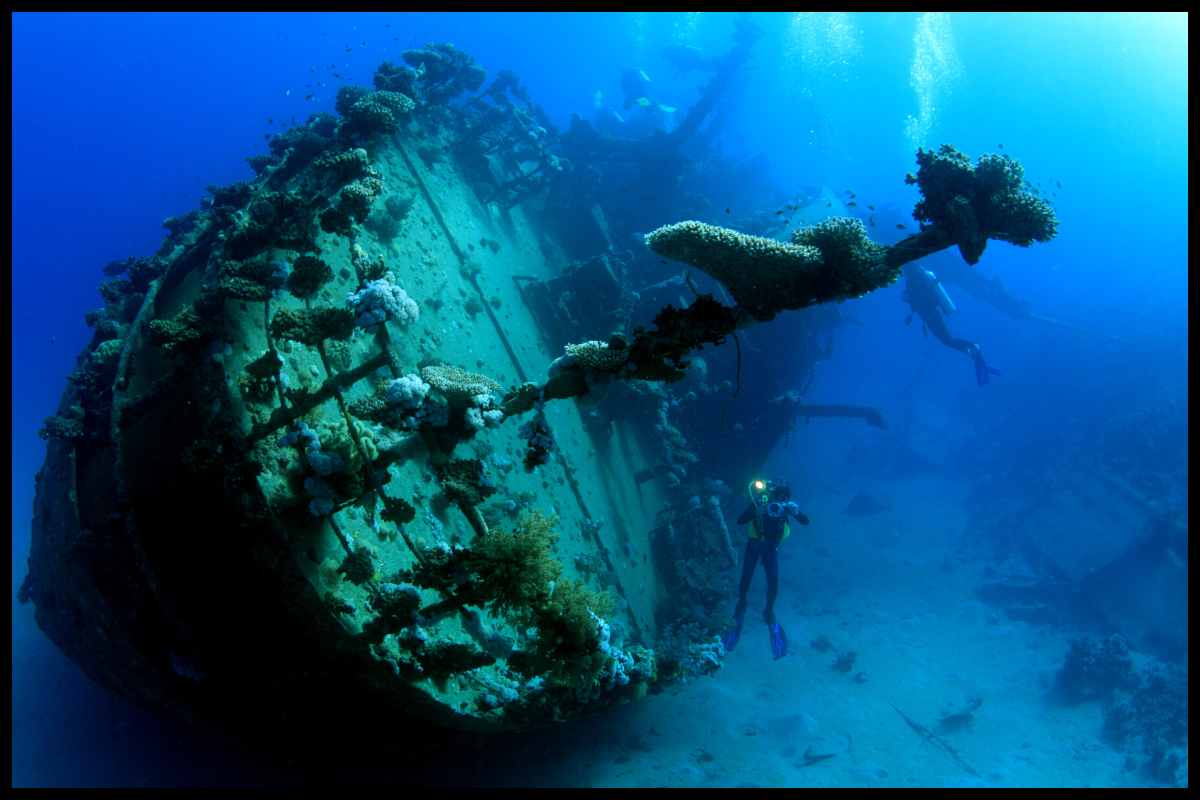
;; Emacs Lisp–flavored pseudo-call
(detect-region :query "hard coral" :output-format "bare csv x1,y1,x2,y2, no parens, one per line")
790,216,893,299
218,254,287,301
564,339,628,372
286,255,334,299
338,87,416,141
148,306,210,356
421,364,500,407
646,221,822,321
269,307,356,345
908,144,1057,263
338,544,376,585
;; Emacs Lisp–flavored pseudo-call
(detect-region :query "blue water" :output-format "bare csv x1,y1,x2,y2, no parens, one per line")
11,11,1188,787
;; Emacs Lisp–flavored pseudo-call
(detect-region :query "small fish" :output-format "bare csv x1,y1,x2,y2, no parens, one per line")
332,72,343,79
868,216,876,227
775,209,784,215
345,46,353,53
867,204,875,211
997,143,1004,149
284,88,291,96
896,223,906,229
267,116,273,125
825,201,832,207
724,207,731,214
304,93,314,101
1056,180,1062,189
847,201,857,207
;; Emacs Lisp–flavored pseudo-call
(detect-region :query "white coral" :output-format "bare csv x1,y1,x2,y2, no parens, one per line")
346,272,420,327
386,373,430,412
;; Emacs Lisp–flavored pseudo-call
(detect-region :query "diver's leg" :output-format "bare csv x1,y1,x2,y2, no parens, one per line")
723,540,762,651
762,544,780,625
924,311,971,354
735,540,762,620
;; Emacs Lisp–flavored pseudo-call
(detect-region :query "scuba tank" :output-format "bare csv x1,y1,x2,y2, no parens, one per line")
924,269,957,315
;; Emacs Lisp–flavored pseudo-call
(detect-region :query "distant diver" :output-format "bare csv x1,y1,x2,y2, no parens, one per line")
662,43,721,73
619,67,655,109
901,263,1000,386
722,479,809,660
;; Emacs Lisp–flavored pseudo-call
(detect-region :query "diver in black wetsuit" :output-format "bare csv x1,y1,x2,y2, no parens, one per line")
902,263,1000,386
722,479,809,659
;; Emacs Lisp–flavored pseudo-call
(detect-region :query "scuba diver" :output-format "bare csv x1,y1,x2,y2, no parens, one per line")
616,68,677,137
722,479,810,660
901,263,1000,386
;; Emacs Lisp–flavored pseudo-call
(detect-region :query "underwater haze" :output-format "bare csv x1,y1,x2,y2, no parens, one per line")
11,11,1188,788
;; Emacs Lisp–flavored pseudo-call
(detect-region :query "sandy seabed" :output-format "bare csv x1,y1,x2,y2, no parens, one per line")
503,474,1141,788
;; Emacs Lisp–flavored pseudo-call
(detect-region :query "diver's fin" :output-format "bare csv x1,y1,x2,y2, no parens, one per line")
721,622,743,653
768,622,788,660
972,351,998,386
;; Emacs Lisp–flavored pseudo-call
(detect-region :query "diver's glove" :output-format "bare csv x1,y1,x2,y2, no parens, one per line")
784,502,810,525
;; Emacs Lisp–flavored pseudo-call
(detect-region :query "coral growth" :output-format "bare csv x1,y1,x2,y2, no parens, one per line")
645,220,823,321
376,43,486,105
563,339,629,373
1102,661,1188,785
38,410,85,442
518,409,555,471
346,274,420,328
398,511,644,697
380,495,416,526
277,420,367,514
148,306,212,356
269,307,356,345
351,243,389,283
654,621,724,684
225,190,317,259
436,457,497,507
1055,634,1138,704
286,254,334,299
218,254,287,301
907,144,1058,263
312,147,372,183
360,581,422,644
365,193,416,245
337,544,376,585
790,216,892,300
336,87,416,141
239,349,282,402
421,364,501,407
